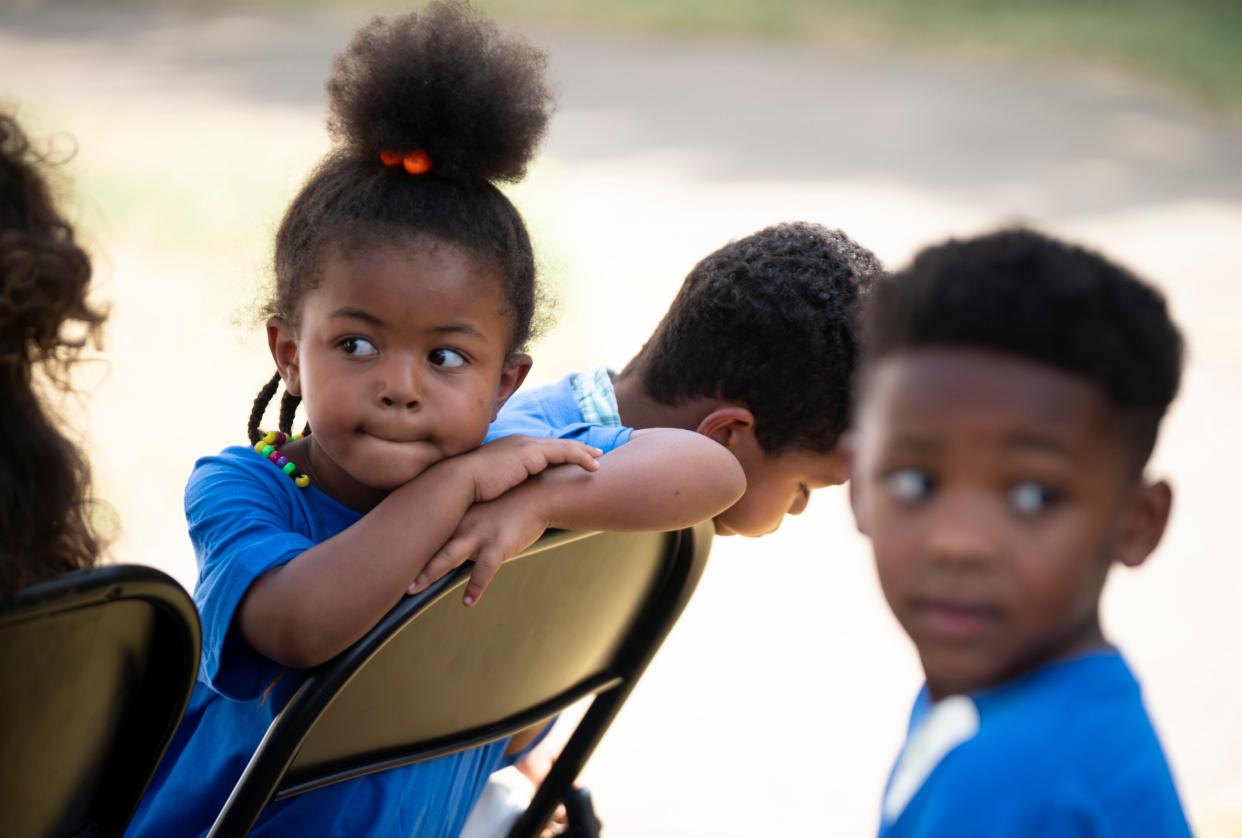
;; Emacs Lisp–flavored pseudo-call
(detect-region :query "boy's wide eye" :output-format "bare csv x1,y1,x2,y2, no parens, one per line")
339,337,377,357
884,468,934,503
428,347,466,368
1009,482,1061,516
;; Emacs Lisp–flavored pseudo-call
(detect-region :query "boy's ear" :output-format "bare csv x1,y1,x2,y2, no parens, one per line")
695,407,757,450
267,316,301,396
1115,479,1173,568
492,353,532,418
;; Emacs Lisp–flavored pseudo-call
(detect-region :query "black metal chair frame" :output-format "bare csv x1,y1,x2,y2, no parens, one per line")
208,522,713,837
0,564,201,838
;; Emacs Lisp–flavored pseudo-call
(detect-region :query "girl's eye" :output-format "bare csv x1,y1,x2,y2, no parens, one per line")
1009,482,1062,516
339,337,377,357
884,468,935,503
429,348,467,368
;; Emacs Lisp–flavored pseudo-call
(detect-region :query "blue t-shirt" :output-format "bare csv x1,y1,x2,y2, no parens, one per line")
879,649,1191,837
127,446,513,837
486,369,633,453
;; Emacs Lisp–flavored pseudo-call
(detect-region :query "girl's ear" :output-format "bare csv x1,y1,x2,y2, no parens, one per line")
267,317,302,396
1115,479,1173,569
492,353,532,418
695,407,757,450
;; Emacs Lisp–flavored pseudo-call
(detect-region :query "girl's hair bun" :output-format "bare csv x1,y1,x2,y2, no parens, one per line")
327,1,553,185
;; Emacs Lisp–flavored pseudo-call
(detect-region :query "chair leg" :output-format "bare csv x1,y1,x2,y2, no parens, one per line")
561,787,602,838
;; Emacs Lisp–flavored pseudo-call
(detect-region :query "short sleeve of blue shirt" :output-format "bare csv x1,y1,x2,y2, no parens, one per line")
486,372,633,453
187,446,360,700
878,650,1191,837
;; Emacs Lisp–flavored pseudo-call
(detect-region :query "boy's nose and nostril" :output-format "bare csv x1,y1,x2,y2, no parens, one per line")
920,493,998,570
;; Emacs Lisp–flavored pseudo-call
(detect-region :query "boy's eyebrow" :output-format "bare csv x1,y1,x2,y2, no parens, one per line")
329,307,384,326
1003,431,1074,457
886,433,943,452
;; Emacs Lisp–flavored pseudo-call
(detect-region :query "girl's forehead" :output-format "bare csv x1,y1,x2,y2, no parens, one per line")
291,241,507,344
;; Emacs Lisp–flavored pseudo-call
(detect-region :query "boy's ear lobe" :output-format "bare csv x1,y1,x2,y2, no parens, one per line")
267,316,302,396
695,407,756,448
493,353,533,418
1115,479,1173,568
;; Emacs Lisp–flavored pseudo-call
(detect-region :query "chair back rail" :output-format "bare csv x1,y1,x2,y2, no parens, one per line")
209,523,712,837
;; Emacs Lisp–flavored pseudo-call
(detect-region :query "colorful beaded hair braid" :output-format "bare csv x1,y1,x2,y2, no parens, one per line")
248,372,312,488
252,430,310,489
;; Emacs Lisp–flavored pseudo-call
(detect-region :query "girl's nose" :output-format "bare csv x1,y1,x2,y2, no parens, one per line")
379,361,421,410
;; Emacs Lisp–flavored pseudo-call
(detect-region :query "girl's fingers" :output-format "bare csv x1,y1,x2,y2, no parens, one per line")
409,537,474,594
463,546,503,606
534,439,601,472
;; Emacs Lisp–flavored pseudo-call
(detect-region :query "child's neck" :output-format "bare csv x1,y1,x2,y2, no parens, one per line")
611,370,725,433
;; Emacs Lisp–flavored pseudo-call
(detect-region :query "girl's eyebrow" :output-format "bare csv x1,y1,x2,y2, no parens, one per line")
329,307,383,326
431,323,485,339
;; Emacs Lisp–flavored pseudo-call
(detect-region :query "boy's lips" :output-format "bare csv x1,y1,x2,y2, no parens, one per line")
910,600,1003,641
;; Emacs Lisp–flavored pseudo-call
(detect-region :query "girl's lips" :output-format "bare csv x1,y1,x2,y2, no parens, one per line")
912,601,1002,641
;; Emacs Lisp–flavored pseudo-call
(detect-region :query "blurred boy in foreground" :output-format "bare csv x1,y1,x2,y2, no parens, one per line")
849,229,1191,836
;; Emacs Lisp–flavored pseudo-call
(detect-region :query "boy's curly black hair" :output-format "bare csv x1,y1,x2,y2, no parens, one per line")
250,0,553,443
863,227,1184,467
622,222,882,453
0,112,106,596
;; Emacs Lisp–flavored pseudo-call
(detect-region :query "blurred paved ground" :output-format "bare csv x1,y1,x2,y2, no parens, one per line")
3,7,1241,836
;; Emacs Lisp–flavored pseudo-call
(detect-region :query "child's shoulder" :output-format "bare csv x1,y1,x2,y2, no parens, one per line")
186,444,290,502
488,369,632,454
883,650,1189,836
184,444,355,526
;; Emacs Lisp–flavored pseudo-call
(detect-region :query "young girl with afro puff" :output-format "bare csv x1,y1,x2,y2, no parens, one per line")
127,4,742,835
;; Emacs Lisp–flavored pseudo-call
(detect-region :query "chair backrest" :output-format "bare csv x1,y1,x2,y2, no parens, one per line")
0,564,201,838
210,522,714,837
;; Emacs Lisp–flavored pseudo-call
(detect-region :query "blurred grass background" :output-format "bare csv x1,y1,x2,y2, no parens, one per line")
28,0,1242,112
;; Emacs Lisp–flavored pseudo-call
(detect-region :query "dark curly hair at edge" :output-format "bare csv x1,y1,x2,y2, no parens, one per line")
0,113,106,597
249,1,553,443
862,227,1184,470
622,221,883,454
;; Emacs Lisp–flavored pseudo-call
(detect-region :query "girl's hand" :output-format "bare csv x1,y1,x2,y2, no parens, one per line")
465,435,601,503
407,488,549,605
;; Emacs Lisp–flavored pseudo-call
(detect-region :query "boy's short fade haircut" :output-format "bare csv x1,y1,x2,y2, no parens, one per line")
863,227,1184,469
623,222,882,453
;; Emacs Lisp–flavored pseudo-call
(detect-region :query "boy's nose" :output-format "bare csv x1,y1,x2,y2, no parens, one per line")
922,494,996,570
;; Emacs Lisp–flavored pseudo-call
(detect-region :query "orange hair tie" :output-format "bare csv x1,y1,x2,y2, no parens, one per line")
380,148,432,175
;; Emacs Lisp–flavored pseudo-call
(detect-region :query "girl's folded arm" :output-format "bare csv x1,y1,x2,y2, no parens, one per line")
238,435,602,668
238,456,479,669
414,429,746,603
